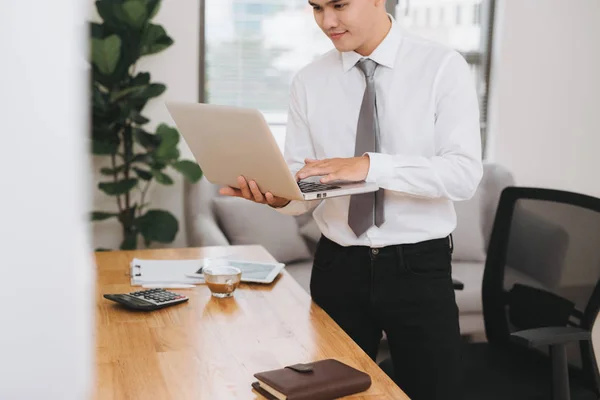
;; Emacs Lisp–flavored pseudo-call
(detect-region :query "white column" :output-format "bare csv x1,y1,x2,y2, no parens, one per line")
0,1,94,399
486,0,600,197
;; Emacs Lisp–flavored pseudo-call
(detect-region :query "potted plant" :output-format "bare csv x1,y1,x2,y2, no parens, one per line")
89,0,202,250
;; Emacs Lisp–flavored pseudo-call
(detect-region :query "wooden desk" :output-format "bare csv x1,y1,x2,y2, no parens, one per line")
95,245,408,399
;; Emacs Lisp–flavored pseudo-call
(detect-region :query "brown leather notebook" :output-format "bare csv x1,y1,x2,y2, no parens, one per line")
252,359,372,400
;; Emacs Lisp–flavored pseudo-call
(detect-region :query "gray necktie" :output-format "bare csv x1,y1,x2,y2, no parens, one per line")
348,58,385,237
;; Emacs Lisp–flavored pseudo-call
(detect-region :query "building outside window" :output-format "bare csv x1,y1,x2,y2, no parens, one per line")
203,0,494,148
473,3,481,25
398,0,492,144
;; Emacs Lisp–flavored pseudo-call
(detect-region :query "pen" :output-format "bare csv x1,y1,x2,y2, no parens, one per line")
142,284,196,289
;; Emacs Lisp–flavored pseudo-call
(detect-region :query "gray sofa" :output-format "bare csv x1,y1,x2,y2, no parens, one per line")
184,162,515,336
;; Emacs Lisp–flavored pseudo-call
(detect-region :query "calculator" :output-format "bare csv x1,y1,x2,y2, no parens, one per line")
103,288,189,311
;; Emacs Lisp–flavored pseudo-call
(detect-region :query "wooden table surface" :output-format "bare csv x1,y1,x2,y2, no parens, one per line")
95,245,408,400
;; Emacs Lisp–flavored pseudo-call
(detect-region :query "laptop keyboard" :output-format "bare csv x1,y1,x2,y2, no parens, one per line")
298,181,341,193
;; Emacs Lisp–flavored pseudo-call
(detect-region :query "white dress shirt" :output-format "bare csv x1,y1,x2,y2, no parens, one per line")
276,16,483,248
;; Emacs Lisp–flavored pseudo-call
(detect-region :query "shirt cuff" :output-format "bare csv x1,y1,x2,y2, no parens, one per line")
270,199,310,216
364,152,394,183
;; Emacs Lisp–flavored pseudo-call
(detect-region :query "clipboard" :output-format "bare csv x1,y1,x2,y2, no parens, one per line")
130,258,205,286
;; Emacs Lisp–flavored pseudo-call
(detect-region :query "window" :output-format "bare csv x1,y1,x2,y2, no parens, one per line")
203,0,332,146
473,3,481,25
201,0,495,150
412,7,420,26
395,0,494,147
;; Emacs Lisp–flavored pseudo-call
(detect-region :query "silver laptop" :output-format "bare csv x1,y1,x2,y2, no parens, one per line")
165,101,379,201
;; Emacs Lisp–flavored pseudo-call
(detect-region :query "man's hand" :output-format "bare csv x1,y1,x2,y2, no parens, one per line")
295,156,370,183
219,176,291,208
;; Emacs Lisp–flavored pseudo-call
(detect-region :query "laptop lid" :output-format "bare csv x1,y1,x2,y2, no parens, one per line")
165,101,305,201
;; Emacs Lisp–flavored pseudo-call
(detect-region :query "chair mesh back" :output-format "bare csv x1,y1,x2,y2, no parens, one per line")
501,197,600,371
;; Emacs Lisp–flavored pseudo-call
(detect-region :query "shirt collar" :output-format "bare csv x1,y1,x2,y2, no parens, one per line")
341,14,402,73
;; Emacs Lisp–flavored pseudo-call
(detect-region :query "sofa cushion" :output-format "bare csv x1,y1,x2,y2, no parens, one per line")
213,196,312,264
452,261,555,317
285,259,314,293
298,217,321,244
452,187,487,262
452,261,485,314
481,163,516,249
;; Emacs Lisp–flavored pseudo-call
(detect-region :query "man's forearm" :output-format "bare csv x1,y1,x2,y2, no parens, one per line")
365,152,483,201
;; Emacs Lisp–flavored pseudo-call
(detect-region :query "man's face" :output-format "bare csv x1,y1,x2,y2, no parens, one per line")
309,0,381,53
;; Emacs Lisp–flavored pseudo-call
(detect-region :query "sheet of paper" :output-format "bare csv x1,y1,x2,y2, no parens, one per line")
130,258,204,285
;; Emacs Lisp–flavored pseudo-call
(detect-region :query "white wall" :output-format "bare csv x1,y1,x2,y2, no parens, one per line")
91,1,200,250
486,0,600,197
0,1,94,399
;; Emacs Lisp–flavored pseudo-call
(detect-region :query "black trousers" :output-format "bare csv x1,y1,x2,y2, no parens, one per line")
310,235,462,400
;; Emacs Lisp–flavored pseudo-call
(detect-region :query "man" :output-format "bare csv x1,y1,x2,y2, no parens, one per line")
220,0,483,398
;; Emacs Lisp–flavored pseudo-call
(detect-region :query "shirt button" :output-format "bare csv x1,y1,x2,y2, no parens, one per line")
371,248,379,255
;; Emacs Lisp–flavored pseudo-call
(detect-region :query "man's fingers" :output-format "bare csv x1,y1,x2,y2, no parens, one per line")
237,176,252,199
219,186,243,197
248,180,265,203
265,192,276,204
297,165,333,180
304,158,319,164
321,173,337,183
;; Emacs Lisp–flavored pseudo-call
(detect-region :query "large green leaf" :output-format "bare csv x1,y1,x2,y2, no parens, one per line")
93,95,122,123
92,126,119,155
100,165,126,175
92,139,119,155
111,3,129,25
135,210,179,244
133,167,152,181
92,84,109,113
156,124,179,142
137,83,166,99
172,160,203,183
155,124,180,160
98,178,138,196
131,72,150,86
156,147,179,162
127,84,166,111
91,211,118,221
151,169,174,185
121,0,148,29
133,128,161,149
112,38,140,83
140,24,173,56
150,160,167,172
91,35,122,75
129,153,149,164
131,112,150,125
90,22,108,40
147,0,161,20
95,0,123,30
109,84,147,102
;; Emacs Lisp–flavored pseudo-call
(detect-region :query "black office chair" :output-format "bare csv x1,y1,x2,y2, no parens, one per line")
380,187,600,400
